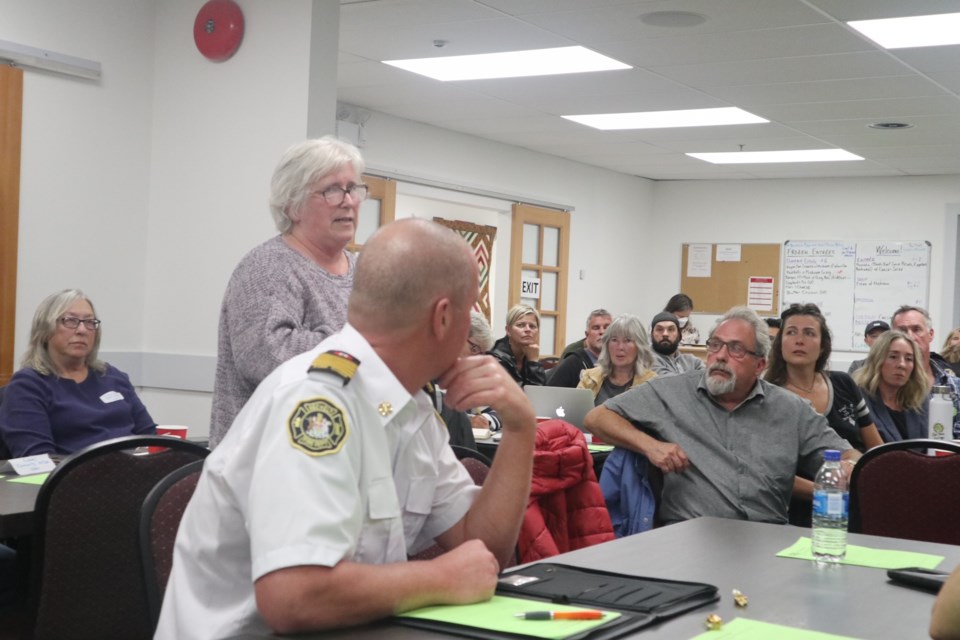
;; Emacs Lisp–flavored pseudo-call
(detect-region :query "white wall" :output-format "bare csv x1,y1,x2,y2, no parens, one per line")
358,111,658,328
5,0,156,352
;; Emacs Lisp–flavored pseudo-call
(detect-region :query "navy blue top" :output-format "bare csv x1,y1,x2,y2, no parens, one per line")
0,365,156,457
862,391,928,443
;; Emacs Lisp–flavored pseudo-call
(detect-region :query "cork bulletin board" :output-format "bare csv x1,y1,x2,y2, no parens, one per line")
680,243,781,315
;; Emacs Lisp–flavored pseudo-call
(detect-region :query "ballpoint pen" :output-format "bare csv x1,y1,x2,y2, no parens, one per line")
515,611,605,620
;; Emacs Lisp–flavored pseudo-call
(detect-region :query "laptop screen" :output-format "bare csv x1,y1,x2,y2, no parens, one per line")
523,386,595,430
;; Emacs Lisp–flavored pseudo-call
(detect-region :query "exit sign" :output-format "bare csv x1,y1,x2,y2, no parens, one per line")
521,276,541,298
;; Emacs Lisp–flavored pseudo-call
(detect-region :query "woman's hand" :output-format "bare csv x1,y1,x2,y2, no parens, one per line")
522,343,540,364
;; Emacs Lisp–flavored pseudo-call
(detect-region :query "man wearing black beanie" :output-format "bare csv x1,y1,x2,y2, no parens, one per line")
650,311,705,377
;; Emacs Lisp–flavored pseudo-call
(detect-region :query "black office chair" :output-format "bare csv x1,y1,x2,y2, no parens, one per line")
849,438,960,545
28,435,208,640
139,459,205,631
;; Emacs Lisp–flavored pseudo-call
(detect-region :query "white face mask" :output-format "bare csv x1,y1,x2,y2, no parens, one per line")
678,317,689,328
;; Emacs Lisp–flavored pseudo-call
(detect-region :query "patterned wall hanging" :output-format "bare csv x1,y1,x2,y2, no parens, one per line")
433,217,497,324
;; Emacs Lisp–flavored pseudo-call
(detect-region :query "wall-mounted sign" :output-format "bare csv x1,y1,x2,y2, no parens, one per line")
520,276,541,299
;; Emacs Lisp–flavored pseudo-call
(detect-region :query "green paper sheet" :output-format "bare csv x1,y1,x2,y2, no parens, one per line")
399,594,621,640
7,473,49,485
587,444,614,453
690,617,862,639
777,537,943,570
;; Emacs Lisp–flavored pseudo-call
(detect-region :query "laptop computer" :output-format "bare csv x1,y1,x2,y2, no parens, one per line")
523,386,595,430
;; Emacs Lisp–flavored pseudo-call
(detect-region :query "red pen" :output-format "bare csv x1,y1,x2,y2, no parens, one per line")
515,610,605,620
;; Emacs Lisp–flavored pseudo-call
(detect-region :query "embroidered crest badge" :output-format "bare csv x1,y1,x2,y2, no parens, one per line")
287,397,348,456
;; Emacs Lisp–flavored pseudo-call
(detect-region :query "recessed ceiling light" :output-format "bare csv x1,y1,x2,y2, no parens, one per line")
563,107,768,130
868,121,914,130
639,11,706,28
382,46,630,81
848,12,960,48
687,149,864,164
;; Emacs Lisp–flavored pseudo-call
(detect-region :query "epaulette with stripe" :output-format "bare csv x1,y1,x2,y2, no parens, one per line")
308,350,360,386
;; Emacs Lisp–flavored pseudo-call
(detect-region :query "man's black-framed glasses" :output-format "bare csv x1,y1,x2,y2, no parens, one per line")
704,338,760,360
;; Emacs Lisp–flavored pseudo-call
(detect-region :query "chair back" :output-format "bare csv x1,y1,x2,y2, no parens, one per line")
849,438,960,545
539,357,560,371
139,459,205,631
450,444,493,486
29,435,208,640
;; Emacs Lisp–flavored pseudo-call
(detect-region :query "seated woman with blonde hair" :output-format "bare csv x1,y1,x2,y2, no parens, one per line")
489,304,546,387
0,289,156,457
853,330,930,442
578,314,657,405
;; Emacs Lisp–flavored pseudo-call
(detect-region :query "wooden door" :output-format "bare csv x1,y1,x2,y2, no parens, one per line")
509,204,570,358
0,66,23,384
348,174,396,253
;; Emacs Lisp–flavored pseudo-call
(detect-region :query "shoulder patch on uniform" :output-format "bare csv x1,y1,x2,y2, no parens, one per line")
287,397,349,456
308,350,360,386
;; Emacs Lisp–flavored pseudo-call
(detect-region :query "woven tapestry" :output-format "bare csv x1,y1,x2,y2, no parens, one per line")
433,217,497,323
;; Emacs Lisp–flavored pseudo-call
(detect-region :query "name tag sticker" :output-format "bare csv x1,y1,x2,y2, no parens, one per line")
100,391,124,404
10,454,56,476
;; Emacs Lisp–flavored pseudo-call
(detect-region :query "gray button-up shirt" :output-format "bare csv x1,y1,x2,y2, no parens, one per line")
605,370,850,524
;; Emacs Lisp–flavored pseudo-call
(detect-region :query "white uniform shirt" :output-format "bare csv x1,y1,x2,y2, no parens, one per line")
155,324,479,639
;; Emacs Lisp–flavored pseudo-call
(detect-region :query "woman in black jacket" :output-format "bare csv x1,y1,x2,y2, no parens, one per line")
489,304,546,387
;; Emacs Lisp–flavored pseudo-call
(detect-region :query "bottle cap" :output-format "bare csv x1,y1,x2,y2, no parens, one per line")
932,385,951,395
823,449,841,462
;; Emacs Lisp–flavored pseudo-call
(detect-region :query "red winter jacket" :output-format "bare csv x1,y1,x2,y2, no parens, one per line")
517,420,614,563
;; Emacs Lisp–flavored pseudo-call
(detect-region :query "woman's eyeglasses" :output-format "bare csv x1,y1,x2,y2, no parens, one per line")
59,316,101,331
312,184,369,206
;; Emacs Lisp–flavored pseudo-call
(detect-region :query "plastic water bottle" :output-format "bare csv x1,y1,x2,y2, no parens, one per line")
811,449,848,565
928,385,954,455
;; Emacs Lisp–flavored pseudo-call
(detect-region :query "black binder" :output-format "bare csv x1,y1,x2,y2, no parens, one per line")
396,563,718,640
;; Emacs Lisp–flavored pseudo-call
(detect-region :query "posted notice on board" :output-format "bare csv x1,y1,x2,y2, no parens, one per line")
716,244,742,262
747,276,774,312
687,244,712,277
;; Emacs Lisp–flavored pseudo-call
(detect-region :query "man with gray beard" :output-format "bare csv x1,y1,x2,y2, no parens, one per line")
585,306,860,525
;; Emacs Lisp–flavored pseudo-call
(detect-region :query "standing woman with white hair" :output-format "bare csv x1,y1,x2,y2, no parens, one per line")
210,136,366,447
489,304,546,387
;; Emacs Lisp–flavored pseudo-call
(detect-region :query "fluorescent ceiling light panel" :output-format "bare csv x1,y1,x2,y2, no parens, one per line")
563,107,768,130
687,149,864,164
382,46,630,81
848,13,960,48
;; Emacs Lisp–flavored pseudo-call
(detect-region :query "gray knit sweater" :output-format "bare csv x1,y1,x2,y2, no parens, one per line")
209,235,354,447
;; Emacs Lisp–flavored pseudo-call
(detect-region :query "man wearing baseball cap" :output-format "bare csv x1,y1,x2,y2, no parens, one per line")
650,311,705,377
848,320,889,375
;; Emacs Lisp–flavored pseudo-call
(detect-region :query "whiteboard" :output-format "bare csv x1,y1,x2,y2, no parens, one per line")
781,240,930,351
